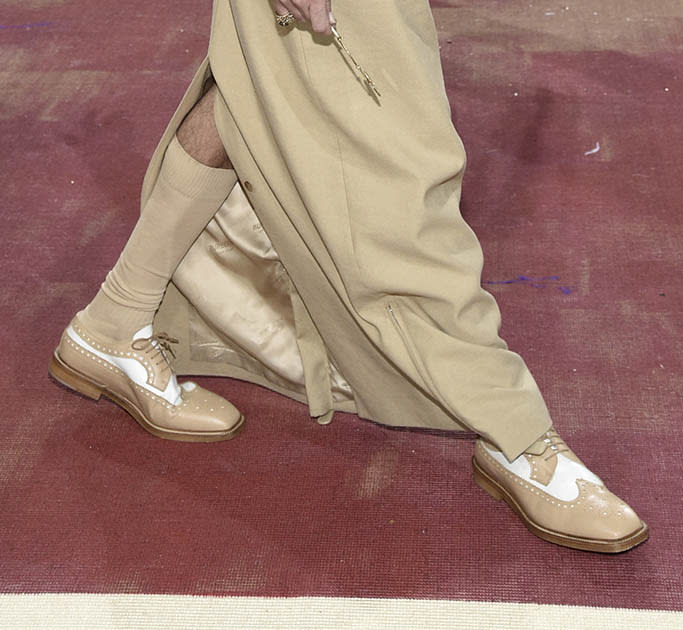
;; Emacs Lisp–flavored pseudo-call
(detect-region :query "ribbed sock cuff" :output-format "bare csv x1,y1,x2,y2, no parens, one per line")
159,134,237,201
82,287,155,341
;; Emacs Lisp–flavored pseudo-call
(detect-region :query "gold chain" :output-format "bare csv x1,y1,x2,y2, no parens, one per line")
330,24,381,98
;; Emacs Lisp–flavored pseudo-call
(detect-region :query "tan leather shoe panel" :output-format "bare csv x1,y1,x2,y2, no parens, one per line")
49,314,245,442
173,382,242,432
476,442,643,541
71,317,173,392
473,435,649,552
523,450,558,486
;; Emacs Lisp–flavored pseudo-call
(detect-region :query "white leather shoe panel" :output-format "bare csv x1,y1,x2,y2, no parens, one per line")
488,443,533,479
132,324,155,340
482,443,604,502
545,453,603,500
66,325,182,405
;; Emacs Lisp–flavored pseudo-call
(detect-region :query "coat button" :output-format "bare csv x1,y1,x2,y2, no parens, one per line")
243,180,253,192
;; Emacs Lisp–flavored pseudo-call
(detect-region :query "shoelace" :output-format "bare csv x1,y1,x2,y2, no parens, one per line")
540,428,570,461
131,332,179,377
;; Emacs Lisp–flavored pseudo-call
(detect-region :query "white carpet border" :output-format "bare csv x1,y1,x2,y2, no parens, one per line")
1,594,681,629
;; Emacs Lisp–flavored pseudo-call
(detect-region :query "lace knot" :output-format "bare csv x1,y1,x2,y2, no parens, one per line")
131,332,179,374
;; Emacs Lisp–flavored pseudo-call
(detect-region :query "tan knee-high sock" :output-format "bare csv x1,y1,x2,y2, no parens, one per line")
81,134,238,341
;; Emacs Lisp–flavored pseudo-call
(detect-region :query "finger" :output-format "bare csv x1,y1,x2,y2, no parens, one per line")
272,0,288,15
325,0,336,26
310,0,332,34
291,0,311,22
276,0,306,23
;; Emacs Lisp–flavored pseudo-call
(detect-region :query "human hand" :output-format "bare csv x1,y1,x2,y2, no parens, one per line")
272,0,337,35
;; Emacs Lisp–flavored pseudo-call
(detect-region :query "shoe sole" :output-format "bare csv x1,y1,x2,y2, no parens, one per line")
48,349,245,443
472,455,649,553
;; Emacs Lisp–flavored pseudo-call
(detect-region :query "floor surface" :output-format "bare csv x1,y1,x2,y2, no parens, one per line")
1,0,681,622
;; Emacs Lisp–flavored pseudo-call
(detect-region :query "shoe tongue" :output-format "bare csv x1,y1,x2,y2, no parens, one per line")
132,324,154,341
525,437,549,455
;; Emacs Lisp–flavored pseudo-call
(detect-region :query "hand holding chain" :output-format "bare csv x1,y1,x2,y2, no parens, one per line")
274,10,380,98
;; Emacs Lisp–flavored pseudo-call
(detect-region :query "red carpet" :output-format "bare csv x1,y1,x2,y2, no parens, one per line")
1,0,681,621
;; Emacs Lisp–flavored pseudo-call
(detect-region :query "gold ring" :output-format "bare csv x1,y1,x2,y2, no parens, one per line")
274,11,296,27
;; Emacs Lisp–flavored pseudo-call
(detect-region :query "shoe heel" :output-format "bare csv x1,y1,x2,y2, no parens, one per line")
48,351,104,401
472,457,504,502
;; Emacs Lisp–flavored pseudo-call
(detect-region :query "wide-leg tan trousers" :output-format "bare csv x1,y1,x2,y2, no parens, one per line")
146,0,553,461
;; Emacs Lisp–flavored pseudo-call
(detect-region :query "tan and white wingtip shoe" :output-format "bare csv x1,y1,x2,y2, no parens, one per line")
48,311,245,442
472,428,649,553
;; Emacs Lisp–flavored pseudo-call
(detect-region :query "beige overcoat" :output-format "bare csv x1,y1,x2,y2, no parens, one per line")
144,0,552,461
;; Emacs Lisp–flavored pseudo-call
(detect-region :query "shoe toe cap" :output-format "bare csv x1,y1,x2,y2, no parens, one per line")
578,482,646,541
177,383,243,432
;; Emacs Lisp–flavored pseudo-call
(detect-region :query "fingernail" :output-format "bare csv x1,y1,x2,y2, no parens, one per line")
328,11,337,25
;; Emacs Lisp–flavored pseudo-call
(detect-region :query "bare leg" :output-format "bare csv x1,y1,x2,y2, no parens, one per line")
176,82,233,169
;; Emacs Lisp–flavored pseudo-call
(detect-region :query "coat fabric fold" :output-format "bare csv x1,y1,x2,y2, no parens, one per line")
144,0,553,461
